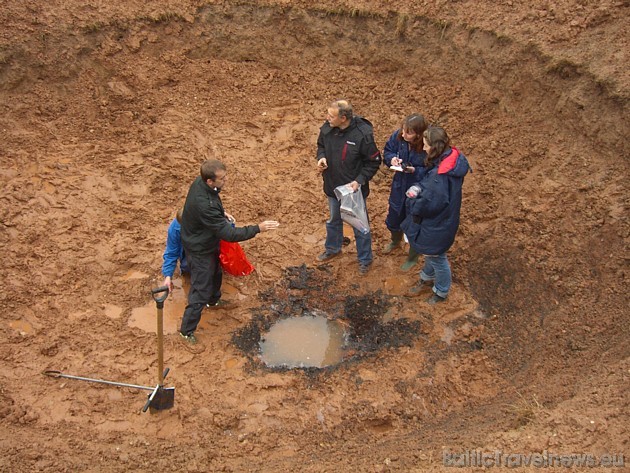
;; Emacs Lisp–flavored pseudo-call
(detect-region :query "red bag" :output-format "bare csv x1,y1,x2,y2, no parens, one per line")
219,240,255,276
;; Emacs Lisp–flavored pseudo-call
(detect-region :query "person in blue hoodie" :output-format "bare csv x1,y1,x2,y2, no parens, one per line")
401,126,471,304
382,113,429,271
161,208,189,293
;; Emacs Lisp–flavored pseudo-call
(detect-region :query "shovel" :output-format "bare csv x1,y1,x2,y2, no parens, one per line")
43,285,175,412
142,285,175,412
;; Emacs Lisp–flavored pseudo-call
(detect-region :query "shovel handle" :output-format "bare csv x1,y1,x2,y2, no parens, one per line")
151,285,169,303
42,370,153,391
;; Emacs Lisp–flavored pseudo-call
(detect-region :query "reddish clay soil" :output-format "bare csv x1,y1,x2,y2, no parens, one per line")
1,1,628,472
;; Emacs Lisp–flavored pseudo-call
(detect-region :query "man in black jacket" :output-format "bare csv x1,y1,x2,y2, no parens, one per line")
316,100,381,274
179,159,279,345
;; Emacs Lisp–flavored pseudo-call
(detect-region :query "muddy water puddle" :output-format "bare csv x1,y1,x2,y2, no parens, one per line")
8,319,34,335
232,265,422,371
129,288,186,334
259,315,347,368
127,278,240,334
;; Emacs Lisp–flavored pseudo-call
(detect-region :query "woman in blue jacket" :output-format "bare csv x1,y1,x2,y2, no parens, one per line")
382,113,428,271
401,126,470,304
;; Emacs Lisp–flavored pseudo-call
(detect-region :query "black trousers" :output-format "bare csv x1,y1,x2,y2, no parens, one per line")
179,249,222,335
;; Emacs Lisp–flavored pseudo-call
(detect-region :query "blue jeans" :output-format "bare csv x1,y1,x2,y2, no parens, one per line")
420,253,451,298
325,196,373,265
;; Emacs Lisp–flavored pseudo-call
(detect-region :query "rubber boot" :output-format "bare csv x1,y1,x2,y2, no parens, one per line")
400,247,420,271
383,230,403,254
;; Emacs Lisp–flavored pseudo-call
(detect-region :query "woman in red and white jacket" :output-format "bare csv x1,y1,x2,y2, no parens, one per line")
401,126,471,304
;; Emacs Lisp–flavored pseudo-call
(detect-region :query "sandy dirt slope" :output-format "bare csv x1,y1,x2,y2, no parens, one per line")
0,1,628,472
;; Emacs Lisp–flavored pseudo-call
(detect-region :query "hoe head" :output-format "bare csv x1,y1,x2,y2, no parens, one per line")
143,385,175,413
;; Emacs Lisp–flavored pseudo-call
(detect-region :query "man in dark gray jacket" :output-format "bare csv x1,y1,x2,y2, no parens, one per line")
316,100,381,274
179,159,279,345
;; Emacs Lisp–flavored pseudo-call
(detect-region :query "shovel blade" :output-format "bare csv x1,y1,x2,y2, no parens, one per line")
146,386,175,412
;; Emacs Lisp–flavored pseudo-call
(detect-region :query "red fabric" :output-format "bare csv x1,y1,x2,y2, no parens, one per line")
219,240,255,276
437,147,459,175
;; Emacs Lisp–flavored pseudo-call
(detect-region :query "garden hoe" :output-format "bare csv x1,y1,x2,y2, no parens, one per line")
44,285,175,413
